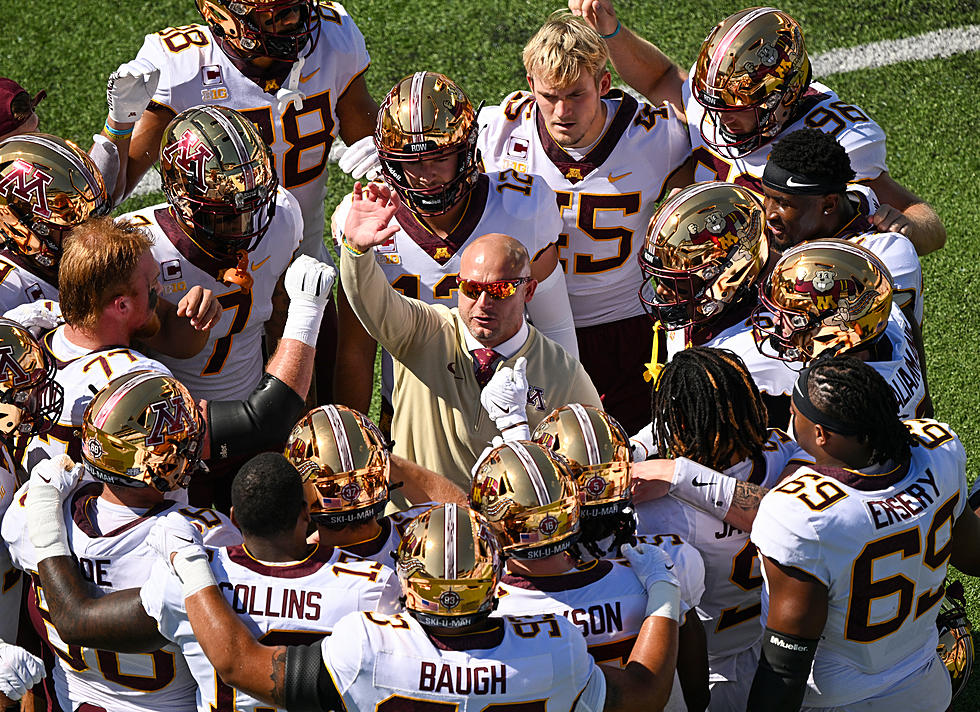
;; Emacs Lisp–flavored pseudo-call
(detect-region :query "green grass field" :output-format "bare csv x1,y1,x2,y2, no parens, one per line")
4,0,980,706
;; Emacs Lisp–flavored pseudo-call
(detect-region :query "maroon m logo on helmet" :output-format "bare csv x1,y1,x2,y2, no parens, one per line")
0,159,53,219
147,395,195,446
161,130,214,186
0,345,31,387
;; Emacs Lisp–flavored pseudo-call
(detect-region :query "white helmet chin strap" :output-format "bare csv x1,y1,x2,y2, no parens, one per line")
276,55,306,114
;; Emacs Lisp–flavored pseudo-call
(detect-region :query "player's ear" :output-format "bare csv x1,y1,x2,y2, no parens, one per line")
526,75,535,93
812,424,830,448
598,70,612,95
229,506,239,530
523,279,538,303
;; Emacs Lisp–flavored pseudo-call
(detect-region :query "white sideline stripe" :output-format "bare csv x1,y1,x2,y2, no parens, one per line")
811,25,980,76
130,26,980,199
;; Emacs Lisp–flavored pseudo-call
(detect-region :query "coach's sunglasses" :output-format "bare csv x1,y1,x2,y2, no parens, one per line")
457,277,531,300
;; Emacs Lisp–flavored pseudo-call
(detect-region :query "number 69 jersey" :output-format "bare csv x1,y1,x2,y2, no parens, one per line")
478,90,690,327
139,543,401,712
751,420,967,708
319,611,599,711
133,2,369,261
120,190,302,402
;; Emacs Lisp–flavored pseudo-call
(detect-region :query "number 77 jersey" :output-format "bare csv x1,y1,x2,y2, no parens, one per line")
478,90,690,327
751,419,967,708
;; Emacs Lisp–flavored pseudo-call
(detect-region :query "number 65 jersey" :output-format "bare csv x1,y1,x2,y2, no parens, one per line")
479,90,690,327
751,419,967,708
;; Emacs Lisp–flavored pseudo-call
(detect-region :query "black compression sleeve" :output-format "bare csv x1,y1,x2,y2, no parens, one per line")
207,374,305,460
746,628,819,712
284,643,344,712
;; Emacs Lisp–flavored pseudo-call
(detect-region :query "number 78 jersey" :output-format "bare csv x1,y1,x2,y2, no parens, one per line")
479,90,690,327
751,419,967,708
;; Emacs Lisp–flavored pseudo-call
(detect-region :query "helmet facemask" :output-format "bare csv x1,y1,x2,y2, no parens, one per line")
196,0,319,63
0,324,64,438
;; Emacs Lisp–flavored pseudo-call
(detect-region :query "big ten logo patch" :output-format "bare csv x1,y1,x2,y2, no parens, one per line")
201,87,228,101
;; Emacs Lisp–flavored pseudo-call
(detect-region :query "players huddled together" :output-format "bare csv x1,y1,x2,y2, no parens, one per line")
0,1,974,711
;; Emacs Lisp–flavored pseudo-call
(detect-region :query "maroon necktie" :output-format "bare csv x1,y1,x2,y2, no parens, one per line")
472,348,502,387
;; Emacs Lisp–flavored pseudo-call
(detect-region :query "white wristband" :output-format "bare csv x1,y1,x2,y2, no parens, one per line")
281,299,325,348
646,579,681,621
26,485,70,562
172,548,218,598
669,457,735,520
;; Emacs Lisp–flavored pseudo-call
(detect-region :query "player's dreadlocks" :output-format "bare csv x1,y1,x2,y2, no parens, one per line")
804,356,914,464
652,347,769,471
768,128,856,193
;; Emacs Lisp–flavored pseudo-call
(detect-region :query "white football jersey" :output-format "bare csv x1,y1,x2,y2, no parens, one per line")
320,610,598,711
24,326,171,471
479,90,690,326
135,2,369,261
0,443,22,644
635,430,811,671
839,184,923,325
684,78,887,190
874,304,927,420
140,541,401,712
663,306,800,397
2,482,240,712
334,503,432,565
332,173,560,397
0,251,58,313
120,190,302,401
752,419,966,708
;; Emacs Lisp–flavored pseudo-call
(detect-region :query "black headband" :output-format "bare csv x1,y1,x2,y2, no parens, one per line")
791,365,861,436
762,161,847,196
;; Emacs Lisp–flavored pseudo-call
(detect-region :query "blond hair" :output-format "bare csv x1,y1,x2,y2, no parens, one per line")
522,11,609,88
60,217,153,331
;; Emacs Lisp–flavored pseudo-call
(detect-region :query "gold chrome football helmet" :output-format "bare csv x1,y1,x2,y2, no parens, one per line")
284,405,390,527
692,7,811,155
0,133,110,278
195,0,320,62
395,502,503,628
752,238,892,362
937,581,974,701
639,182,769,330
532,404,631,518
81,371,205,492
0,318,62,438
375,72,480,216
160,105,278,261
469,441,580,560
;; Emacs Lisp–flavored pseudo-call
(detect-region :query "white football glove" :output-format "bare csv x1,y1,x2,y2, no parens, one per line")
480,356,530,439
3,300,63,337
146,511,216,598
26,455,83,562
282,255,337,347
622,542,681,621
338,135,381,180
106,58,160,124
0,642,44,701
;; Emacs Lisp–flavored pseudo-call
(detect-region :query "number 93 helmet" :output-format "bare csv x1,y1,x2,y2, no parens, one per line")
692,7,811,155
752,238,892,362
395,503,503,629
375,72,480,216
0,318,63,438
81,371,205,493
161,105,278,261
195,0,320,62
469,440,581,560
284,405,390,528
532,404,631,518
639,182,769,330
937,581,974,701
0,133,110,277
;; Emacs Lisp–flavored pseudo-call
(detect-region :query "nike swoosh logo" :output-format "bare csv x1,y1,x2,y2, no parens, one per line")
488,398,511,412
298,68,320,84
785,176,819,188
251,256,271,271
665,564,674,570
608,171,632,183
691,478,710,488
174,536,195,544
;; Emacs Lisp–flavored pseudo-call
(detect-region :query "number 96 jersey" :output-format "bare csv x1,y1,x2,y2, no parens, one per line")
479,90,690,327
751,419,967,708
134,2,369,261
